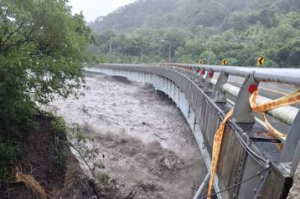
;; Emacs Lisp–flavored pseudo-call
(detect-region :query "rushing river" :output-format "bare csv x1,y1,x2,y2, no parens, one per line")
50,73,206,199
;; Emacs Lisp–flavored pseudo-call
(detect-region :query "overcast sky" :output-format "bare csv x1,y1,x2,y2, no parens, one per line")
68,0,136,22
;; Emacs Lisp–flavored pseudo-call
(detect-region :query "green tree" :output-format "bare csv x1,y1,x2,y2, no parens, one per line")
0,0,91,121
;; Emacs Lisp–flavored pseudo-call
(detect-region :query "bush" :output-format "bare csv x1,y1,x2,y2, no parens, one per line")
95,172,110,186
51,116,68,134
0,143,21,182
54,150,68,168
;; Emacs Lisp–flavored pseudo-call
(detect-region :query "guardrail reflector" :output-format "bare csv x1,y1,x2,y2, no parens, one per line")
248,84,258,94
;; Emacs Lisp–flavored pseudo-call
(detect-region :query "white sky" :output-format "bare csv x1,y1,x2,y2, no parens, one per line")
68,0,136,22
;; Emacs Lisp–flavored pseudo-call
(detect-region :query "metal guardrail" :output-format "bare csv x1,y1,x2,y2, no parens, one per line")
161,63,300,169
96,63,300,127
209,78,298,127
167,63,300,86
86,64,300,198
163,63,300,126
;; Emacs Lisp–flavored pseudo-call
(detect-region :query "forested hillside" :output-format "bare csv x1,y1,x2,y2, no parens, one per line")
89,0,300,67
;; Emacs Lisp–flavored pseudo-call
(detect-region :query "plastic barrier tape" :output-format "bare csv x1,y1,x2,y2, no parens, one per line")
207,108,233,199
207,89,300,198
250,90,300,140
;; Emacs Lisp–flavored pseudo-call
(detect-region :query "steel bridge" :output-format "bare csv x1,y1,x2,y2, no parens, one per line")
84,63,300,199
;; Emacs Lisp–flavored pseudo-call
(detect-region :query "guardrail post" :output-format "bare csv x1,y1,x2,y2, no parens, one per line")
188,66,194,79
280,111,300,174
232,73,259,123
191,67,197,80
176,65,183,73
291,141,300,176
183,66,189,76
196,69,205,87
187,66,193,79
213,70,229,103
176,65,182,72
204,70,214,92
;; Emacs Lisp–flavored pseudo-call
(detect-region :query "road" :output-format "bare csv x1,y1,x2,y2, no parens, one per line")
211,75,299,136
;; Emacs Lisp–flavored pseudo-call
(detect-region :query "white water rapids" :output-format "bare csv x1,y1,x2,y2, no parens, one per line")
50,73,206,199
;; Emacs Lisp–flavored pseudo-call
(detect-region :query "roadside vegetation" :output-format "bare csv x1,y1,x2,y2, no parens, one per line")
89,0,300,67
0,0,94,197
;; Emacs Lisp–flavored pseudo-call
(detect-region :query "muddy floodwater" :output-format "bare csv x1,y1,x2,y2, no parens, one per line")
50,73,206,199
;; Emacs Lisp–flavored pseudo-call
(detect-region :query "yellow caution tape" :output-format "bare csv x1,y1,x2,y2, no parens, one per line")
250,90,300,140
207,89,300,198
207,108,233,199
250,90,300,112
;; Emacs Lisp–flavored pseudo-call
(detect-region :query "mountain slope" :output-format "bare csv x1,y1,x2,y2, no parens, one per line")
90,0,295,32
89,0,300,68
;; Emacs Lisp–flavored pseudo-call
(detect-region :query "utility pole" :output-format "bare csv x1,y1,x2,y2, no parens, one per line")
141,49,144,63
109,32,113,53
161,39,172,63
208,35,217,65
207,42,212,65
168,43,172,62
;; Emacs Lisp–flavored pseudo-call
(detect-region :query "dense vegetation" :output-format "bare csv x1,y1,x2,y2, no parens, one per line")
90,0,300,67
0,0,92,182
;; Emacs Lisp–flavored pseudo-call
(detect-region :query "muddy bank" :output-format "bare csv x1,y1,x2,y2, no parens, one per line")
0,114,100,199
51,73,206,199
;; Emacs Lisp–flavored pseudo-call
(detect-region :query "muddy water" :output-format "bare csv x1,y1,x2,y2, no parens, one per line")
51,73,206,199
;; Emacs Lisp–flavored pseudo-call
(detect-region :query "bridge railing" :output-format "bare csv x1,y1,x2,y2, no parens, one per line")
163,64,299,124
162,63,300,173
85,63,300,198
166,63,300,85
